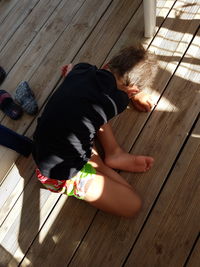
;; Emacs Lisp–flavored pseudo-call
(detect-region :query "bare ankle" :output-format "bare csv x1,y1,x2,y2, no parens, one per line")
105,146,124,159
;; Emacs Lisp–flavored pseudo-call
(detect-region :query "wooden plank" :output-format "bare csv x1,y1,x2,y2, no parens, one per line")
74,0,178,66
0,0,145,264
0,0,114,265
73,0,142,65
0,174,60,265
0,171,97,266
104,0,179,148
0,0,40,50
0,0,65,72
0,0,114,249
186,236,200,267
20,198,97,267
0,0,184,266
68,26,200,267
16,0,150,265
0,0,20,25
108,0,200,151
0,0,68,123
0,0,177,183
0,0,108,183
125,117,200,267
19,0,191,265
0,155,36,226
0,1,199,266
0,0,86,121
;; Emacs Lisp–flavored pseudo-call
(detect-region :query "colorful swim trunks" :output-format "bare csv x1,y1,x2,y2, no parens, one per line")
36,163,96,199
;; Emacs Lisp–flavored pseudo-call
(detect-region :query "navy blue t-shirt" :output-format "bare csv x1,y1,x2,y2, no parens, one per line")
32,63,129,180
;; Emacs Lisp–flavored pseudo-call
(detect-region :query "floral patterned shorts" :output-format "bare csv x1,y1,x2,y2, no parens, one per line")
36,163,96,199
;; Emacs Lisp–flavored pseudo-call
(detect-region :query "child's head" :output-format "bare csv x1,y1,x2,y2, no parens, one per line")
107,44,157,93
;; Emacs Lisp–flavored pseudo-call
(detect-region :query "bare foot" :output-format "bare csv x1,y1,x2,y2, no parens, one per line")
104,149,154,173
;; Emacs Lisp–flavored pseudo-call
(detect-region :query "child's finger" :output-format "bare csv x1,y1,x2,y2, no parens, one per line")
147,99,156,110
142,102,151,112
67,63,73,74
133,100,153,112
146,100,153,110
61,63,73,77
133,101,147,112
61,65,68,77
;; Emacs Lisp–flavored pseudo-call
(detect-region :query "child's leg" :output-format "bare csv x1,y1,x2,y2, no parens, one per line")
84,170,141,218
83,150,141,218
89,147,133,189
97,123,154,172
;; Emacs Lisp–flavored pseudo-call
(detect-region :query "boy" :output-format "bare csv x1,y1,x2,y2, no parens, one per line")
32,44,157,218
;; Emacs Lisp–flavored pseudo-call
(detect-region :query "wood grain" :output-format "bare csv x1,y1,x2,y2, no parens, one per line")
186,236,200,267
0,0,199,266
69,24,200,267
125,117,200,267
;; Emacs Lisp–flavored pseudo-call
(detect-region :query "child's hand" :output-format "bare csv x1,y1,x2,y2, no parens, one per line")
61,64,73,77
131,91,155,112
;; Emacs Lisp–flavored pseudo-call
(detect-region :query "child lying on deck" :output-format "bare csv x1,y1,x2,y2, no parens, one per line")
32,44,157,218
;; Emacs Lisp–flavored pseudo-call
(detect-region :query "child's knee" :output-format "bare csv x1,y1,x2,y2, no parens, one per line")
124,194,142,218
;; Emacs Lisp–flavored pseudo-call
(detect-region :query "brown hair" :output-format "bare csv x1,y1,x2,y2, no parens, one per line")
108,44,157,90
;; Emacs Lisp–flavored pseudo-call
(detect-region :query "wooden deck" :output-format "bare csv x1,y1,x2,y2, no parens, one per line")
0,0,200,266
